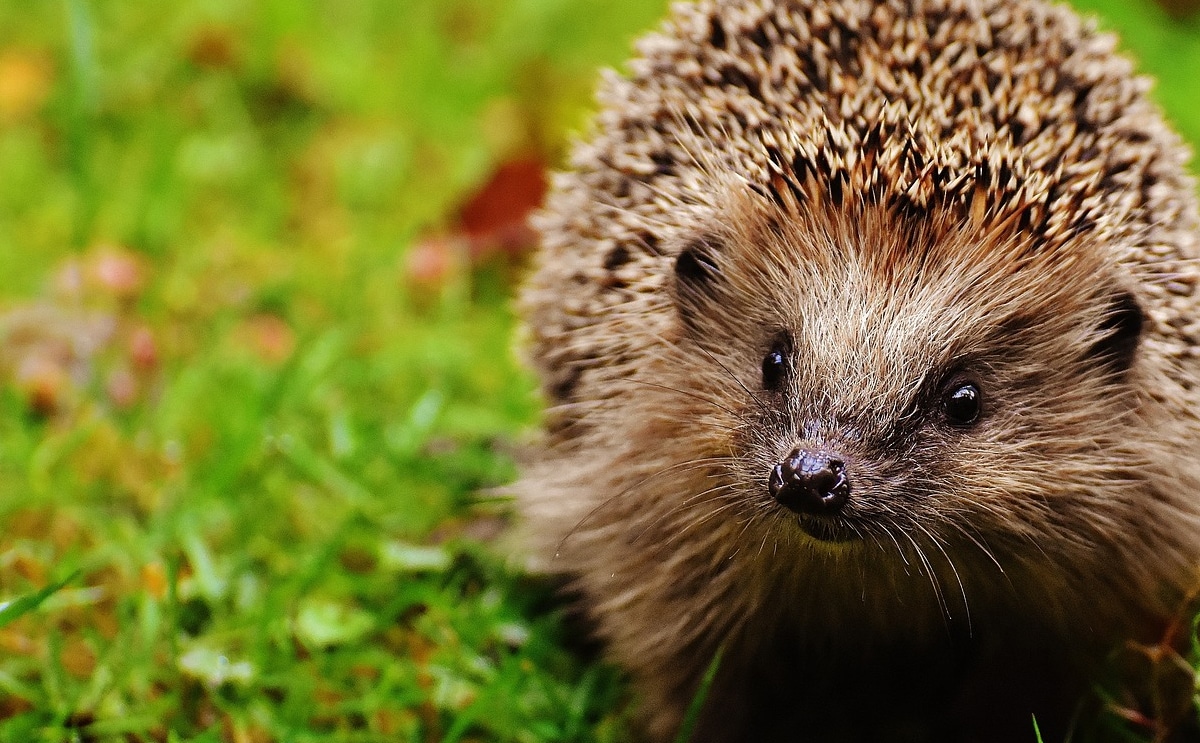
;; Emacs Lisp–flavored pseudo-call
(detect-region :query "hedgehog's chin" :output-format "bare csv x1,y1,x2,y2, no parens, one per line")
796,516,860,544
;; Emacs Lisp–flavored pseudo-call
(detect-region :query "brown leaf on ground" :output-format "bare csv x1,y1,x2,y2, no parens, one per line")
339,545,377,574
187,24,243,71
0,694,33,718
457,157,547,261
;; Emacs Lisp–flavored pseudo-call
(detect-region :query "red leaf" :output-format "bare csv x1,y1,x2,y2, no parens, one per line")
457,157,547,260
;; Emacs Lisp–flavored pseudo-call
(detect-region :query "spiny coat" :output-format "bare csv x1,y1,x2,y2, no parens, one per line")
516,0,1200,740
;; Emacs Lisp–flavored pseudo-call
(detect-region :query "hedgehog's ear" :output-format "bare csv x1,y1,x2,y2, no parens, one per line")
674,240,721,290
1089,289,1144,379
676,236,720,295
673,236,723,328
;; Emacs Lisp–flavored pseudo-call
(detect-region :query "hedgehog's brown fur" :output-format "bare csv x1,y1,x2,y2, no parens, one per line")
516,0,1200,740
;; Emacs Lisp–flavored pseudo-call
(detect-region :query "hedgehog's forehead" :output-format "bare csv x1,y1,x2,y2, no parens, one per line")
715,196,1109,352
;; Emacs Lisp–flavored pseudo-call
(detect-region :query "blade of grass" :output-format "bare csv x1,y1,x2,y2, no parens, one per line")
0,571,79,629
674,645,724,743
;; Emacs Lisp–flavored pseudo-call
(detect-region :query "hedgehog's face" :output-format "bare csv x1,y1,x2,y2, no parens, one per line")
666,196,1149,571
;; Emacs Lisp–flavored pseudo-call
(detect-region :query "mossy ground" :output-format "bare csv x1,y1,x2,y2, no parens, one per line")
0,1,1196,741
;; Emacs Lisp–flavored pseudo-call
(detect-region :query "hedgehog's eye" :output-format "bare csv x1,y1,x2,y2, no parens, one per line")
762,350,787,391
943,383,982,426
761,331,793,391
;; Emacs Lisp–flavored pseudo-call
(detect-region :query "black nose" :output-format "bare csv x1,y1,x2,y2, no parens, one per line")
769,449,850,515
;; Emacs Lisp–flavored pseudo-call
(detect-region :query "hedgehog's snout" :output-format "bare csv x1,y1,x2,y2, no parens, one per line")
769,448,850,516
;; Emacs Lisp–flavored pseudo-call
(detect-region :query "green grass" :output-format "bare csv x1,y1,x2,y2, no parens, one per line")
0,0,1195,741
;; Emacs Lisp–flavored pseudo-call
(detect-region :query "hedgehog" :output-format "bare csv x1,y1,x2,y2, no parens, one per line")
514,0,1200,740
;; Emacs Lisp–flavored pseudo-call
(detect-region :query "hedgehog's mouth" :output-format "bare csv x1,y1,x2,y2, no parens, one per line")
796,515,860,544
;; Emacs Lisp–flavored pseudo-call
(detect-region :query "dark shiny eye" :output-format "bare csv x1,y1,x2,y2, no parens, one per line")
944,383,982,426
762,350,787,391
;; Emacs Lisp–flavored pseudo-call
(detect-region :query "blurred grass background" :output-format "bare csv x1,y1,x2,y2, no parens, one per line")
0,0,1195,741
